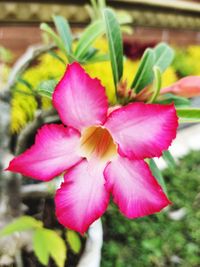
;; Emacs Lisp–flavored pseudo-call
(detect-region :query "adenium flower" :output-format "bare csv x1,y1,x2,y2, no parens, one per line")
161,76,200,98
7,62,178,234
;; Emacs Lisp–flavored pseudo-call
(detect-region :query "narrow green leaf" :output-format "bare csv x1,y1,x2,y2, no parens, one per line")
80,47,109,64
0,216,43,237
131,48,155,93
86,53,109,63
37,79,57,98
18,78,34,93
131,43,174,94
74,20,105,59
81,47,98,62
48,50,66,65
148,66,162,103
162,150,176,169
149,159,167,194
98,0,106,9
157,93,190,107
40,23,67,55
66,230,81,254
53,15,72,54
154,42,174,72
176,108,200,123
33,228,66,267
90,0,99,18
103,8,123,90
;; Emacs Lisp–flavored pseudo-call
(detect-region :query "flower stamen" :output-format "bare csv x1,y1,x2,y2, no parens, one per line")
80,126,117,162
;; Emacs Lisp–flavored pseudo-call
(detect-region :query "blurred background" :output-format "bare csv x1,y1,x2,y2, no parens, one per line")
0,1,200,267
2,0,200,59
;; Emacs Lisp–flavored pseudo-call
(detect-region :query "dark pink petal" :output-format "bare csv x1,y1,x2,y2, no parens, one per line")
104,156,170,218
53,62,108,132
55,160,109,234
7,124,82,181
105,102,178,159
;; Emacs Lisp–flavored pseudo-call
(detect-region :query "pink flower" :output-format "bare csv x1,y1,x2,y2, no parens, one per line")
7,62,178,234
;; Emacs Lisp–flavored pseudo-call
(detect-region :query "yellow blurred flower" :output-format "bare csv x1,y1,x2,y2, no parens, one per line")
162,67,178,88
11,52,65,133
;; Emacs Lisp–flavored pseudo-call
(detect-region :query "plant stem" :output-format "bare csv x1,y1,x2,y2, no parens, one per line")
77,219,103,267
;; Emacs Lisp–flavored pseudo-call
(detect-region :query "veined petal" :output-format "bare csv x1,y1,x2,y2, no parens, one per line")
105,102,178,159
7,124,82,181
55,160,109,234
53,62,108,132
104,156,170,218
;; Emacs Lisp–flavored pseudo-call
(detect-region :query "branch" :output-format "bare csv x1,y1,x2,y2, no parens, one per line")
77,219,103,267
0,44,55,104
15,108,57,155
21,183,54,199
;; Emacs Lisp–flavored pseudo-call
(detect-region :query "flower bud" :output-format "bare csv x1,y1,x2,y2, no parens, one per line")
161,76,200,98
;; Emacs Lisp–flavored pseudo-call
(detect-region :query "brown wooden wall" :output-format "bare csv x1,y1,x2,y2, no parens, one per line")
1,25,200,61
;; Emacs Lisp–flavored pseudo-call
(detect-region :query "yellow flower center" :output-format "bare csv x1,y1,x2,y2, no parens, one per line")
80,126,117,162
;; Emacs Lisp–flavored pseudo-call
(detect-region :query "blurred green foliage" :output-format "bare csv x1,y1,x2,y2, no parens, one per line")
0,46,13,63
173,45,200,77
102,151,200,267
0,46,13,90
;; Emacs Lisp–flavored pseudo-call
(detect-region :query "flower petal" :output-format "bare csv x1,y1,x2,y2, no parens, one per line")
104,156,170,218
105,102,178,159
53,62,108,131
161,76,200,98
7,124,82,181
55,160,109,234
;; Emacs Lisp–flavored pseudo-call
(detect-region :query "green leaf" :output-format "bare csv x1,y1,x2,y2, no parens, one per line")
18,78,34,92
148,66,162,103
0,216,43,237
33,229,49,265
176,108,200,123
157,93,190,107
40,23,67,55
86,53,109,63
149,159,167,193
74,20,105,60
80,47,98,62
53,15,72,54
90,0,99,18
33,228,66,267
66,230,81,254
116,10,133,25
131,48,155,93
103,8,123,90
162,150,176,169
131,43,174,94
98,0,106,9
37,79,57,98
154,42,174,72
48,50,66,65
